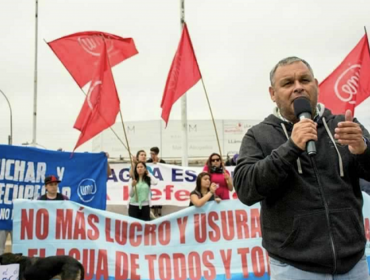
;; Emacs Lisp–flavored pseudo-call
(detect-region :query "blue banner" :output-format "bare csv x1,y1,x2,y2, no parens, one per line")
0,145,107,230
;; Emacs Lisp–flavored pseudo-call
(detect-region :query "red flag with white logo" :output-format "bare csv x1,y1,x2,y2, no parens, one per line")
319,34,370,114
48,31,138,88
161,23,201,125
73,39,120,150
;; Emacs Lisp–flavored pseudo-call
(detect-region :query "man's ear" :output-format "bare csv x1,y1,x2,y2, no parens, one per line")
269,86,276,102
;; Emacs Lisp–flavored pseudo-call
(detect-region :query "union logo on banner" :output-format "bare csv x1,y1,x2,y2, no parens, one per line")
77,178,97,203
319,34,370,115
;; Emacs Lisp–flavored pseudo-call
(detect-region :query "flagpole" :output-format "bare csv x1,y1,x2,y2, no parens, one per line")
31,0,39,146
0,89,12,145
364,26,370,55
77,87,130,152
200,78,223,160
180,0,189,167
118,111,135,168
100,35,138,202
98,36,135,165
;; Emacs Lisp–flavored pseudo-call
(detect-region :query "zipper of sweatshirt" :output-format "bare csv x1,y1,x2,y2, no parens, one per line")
310,157,337,274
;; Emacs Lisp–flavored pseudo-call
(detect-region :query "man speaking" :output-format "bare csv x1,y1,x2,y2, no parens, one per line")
234,57,370,279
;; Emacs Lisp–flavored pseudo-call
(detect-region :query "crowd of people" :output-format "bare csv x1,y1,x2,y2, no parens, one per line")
126,148,235,220
3,56,370,279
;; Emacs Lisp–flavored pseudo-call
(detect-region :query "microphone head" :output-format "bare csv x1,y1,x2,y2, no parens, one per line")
293,97,312,119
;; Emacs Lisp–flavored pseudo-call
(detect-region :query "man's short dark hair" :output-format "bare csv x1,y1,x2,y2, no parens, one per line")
270,56,314,86
150,147,160,154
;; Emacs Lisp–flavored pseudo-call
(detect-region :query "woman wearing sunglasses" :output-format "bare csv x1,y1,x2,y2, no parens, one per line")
203,153,233,200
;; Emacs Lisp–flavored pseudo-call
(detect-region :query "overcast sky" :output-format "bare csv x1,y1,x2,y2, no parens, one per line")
0,0,370,152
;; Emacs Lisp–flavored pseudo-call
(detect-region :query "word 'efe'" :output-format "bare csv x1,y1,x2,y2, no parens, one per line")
118,184,239,202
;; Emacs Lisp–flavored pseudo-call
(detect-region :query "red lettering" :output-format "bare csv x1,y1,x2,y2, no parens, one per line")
164,185,174,200
251,209,261,238
145,255,157,280
82,249,95,280
237,248,250,278
175,190,190,201
159,254,171,280
235,210,249,239
28,248,38,258
123,185,129,200
96,250,109,280
69,248,81,260
177,217,188,244
188,252,201,280
202,251,216,280
73,211,86,240
173,253,186,280
130,222,142,247
158,221,171,245
105,218,114,243
21,209,34,240
115,252,128,280
221,211,235,241
144,224,157,246
220,249,232,279
251,247,265,277
55,209,73,239
55,248,65,256
208,211,220,242
130,254,140,280
39,248,46,257
87,214,99,240
35,209,49,240
194,214,207,243
115,220,128,245
151,188,161,201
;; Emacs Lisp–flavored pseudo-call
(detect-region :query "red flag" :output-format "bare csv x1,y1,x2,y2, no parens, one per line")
73,39,120,150
161,23,201,125
319,34,370,114
48,31,138,88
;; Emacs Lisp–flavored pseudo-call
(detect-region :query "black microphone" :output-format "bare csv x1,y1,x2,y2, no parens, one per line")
293,97,317,156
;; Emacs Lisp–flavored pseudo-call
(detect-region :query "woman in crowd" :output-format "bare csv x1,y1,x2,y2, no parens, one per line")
128,161,158,221
190,172,221,207
203,153,233,199
130,150,153,177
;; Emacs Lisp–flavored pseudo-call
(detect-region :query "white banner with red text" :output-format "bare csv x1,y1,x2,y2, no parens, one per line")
13,193,370,280
106,163,236,206
13,199,270,280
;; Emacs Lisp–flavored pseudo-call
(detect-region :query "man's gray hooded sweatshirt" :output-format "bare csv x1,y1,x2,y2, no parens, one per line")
234,107,370,274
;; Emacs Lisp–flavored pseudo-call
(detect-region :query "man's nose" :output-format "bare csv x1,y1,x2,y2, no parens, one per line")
293,80,304,93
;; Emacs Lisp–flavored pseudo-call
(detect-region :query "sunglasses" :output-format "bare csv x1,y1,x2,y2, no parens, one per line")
211,158,221,162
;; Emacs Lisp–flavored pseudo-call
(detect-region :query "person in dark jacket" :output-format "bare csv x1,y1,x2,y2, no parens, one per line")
147,147,166,164
234,56,370,279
